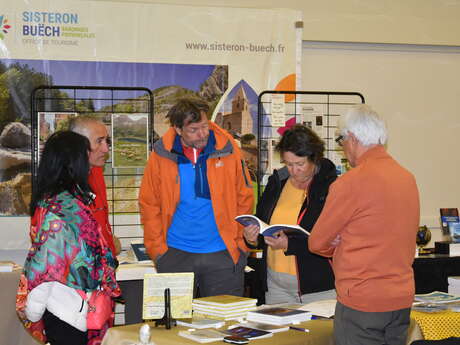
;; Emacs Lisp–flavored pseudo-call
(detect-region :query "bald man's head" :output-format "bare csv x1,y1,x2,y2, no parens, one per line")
69,117,109,167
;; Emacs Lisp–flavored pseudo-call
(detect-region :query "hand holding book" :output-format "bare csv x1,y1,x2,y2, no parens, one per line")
264,231,288,251
235,215,310,238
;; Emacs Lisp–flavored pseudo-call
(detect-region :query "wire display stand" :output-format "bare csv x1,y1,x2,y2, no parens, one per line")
31,86,154,247
257,91,364,200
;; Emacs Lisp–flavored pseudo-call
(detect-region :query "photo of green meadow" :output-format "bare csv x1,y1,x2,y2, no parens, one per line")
112,113,149,168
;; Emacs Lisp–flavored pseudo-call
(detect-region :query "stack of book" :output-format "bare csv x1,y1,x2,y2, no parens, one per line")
246,307,312,325
413,290,460,313
192,295,257,320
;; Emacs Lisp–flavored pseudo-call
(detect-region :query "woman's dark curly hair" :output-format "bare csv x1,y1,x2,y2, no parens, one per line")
275,124,325,165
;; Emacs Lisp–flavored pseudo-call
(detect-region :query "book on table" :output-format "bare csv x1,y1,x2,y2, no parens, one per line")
246,307,312,325
234,214,310,238
414,291,460,304
223,326,273,339
176,318,225,329
193,306,256,320
192,295,257,321
298,299,336,318
178,328,227,343
229,321,289,333
412,303,448,313
130,242,152,263
193,295,257,308
439,208,459,238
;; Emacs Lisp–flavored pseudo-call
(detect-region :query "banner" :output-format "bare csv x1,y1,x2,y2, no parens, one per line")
0,0,300,249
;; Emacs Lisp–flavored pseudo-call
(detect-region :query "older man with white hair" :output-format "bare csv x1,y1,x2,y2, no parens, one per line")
309,104,420,345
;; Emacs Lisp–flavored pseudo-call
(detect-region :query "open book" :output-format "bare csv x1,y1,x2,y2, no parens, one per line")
235,215,310,238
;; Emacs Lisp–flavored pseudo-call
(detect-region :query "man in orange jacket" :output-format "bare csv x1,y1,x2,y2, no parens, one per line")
139,99,254,297
309,105,420,345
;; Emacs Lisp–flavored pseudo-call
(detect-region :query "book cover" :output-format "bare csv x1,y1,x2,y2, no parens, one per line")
250,307,309,317
440,208,459,237
223,326,273,339
142,272,194,320
130,242,152,262
234,215,309,238
449,222,460,242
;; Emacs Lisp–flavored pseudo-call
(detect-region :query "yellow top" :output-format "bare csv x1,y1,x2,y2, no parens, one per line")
267,179,305,276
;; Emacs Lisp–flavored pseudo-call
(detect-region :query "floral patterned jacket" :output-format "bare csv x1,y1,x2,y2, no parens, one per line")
16,191,120,344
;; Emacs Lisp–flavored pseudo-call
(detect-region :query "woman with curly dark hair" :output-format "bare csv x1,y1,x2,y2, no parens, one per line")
244,124,336,304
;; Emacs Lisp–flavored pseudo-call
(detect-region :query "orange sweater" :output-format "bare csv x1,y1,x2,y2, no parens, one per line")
309,146,420,312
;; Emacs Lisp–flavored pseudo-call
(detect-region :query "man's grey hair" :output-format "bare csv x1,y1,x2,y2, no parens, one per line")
339,104,388,146
69,116,102,138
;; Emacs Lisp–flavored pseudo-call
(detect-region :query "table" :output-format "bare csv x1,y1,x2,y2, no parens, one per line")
0,269,41,345
102,320,335,345
102,318,422,345
413,255,460,294
411,310,460,340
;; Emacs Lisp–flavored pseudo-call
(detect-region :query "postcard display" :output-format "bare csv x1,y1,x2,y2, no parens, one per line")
256,91,365,198
31,85,154,245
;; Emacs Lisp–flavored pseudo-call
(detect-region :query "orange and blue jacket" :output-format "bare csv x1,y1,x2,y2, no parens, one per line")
139,121,254,264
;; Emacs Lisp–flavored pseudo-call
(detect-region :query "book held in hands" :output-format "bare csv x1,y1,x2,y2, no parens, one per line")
235,214,310,238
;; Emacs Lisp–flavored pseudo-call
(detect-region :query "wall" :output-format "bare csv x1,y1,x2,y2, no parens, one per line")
302,41,460,245
92,0,460,46
2,0,459,250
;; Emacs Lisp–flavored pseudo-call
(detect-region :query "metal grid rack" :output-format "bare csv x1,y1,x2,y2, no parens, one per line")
31,85,154,247
257,91,365,200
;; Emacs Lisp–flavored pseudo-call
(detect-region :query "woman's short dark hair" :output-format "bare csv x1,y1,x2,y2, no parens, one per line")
276,124,325,164
168,99,210,128
30,131,92,215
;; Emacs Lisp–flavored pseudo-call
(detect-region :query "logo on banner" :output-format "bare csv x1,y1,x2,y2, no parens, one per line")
21,11,96,47
0,15,11,40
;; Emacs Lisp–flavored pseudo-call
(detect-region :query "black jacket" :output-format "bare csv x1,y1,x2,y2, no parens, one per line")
251,158,337,296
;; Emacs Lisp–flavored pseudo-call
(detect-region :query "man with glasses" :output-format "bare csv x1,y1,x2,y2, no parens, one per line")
139,99,254,297
309,104,420,345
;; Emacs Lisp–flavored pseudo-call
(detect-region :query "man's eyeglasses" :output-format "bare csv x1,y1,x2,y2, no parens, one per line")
335,135,344,147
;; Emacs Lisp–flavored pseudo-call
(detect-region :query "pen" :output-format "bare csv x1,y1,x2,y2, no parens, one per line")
289,326,310,333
